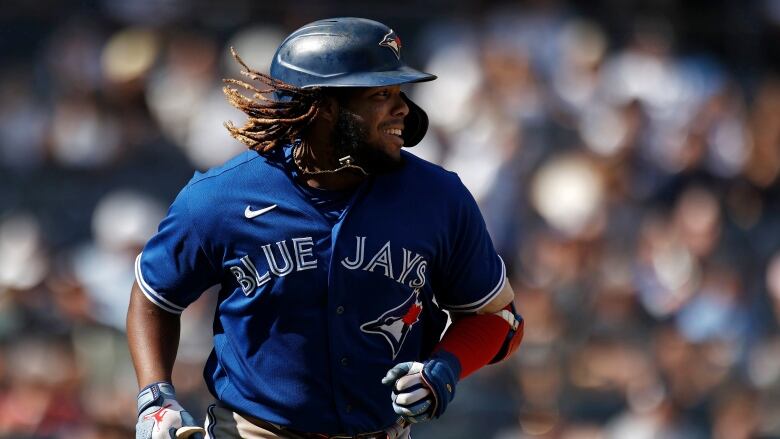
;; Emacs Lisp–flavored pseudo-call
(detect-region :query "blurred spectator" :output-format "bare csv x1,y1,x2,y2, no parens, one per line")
0,71,48,170
70,189,165,330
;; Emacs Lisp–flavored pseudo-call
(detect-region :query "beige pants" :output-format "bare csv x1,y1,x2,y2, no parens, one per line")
203,403,411,439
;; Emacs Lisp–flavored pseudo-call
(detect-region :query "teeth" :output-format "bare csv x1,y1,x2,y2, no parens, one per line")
384,128,402,136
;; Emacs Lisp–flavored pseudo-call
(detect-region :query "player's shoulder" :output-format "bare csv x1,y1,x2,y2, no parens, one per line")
184,149,291,195
178,149,288,213
398,151,470,195
400,151,459,181
186,150,272,187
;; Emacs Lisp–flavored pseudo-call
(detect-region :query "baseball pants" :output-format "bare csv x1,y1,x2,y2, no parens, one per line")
203,402,411,439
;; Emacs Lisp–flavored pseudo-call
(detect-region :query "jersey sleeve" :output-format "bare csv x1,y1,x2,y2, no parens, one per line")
135,185,220,314
436,177,506,313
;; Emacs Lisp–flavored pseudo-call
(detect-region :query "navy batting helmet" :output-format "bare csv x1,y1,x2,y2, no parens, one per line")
270,17,435,147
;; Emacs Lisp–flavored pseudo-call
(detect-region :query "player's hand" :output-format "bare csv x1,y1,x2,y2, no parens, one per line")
382,362,433,423
382,354,460,423
135,382,205,439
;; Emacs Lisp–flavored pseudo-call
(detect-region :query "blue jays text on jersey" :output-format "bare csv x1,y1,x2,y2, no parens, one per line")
230,235,429,298
134,146,506,435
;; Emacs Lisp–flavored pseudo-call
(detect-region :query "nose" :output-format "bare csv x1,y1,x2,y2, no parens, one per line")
392,92,409,118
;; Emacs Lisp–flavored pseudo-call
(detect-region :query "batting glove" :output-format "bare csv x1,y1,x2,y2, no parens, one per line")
381,352,461,423
136,382,205,439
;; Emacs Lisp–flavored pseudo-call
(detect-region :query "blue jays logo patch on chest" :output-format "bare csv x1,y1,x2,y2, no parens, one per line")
361,289,423,359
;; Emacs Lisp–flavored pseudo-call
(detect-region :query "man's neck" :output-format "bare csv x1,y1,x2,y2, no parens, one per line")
295,133,366,190
301,170,365,191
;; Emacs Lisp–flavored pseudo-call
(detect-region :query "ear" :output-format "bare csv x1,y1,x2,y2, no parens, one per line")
317,95,340,123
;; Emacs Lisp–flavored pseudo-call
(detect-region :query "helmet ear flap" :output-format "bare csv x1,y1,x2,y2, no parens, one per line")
401,92,429,147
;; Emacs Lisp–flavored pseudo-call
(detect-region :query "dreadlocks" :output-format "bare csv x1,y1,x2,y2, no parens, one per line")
222,47,324,155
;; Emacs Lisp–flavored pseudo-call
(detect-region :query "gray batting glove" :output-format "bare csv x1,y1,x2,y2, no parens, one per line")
136,382,205,439
382,353,460,424
382,362,433,423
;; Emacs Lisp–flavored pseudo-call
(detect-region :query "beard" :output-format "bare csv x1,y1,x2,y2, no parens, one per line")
332,108,403,175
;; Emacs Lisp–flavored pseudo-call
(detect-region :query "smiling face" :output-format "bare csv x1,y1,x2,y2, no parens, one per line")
330,85,410,171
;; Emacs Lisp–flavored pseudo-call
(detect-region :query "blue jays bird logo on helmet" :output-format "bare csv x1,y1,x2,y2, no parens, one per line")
379,30,402,59
361,289,423,359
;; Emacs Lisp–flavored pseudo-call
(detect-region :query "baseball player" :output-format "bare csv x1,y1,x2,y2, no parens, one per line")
128,17,524,439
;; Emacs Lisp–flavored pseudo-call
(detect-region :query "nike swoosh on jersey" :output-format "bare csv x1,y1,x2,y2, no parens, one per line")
245,204,277,218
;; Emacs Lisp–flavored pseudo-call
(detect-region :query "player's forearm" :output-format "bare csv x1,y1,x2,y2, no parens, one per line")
127,281,181,388
432,278,522,378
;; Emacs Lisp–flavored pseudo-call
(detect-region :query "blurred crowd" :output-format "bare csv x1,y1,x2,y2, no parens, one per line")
1,1,779,438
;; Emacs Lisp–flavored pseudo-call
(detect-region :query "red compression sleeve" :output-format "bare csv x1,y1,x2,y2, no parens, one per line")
433,306,513,379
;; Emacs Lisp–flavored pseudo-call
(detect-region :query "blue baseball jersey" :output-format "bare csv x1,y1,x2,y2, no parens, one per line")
135,146,506,435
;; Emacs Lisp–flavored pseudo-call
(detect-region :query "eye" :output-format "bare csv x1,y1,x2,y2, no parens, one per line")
373,89,390,98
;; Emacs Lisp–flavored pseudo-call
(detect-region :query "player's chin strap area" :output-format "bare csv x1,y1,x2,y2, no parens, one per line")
293,142,370,177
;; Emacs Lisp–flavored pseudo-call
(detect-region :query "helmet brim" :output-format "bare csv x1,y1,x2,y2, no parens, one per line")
298,66,436,89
